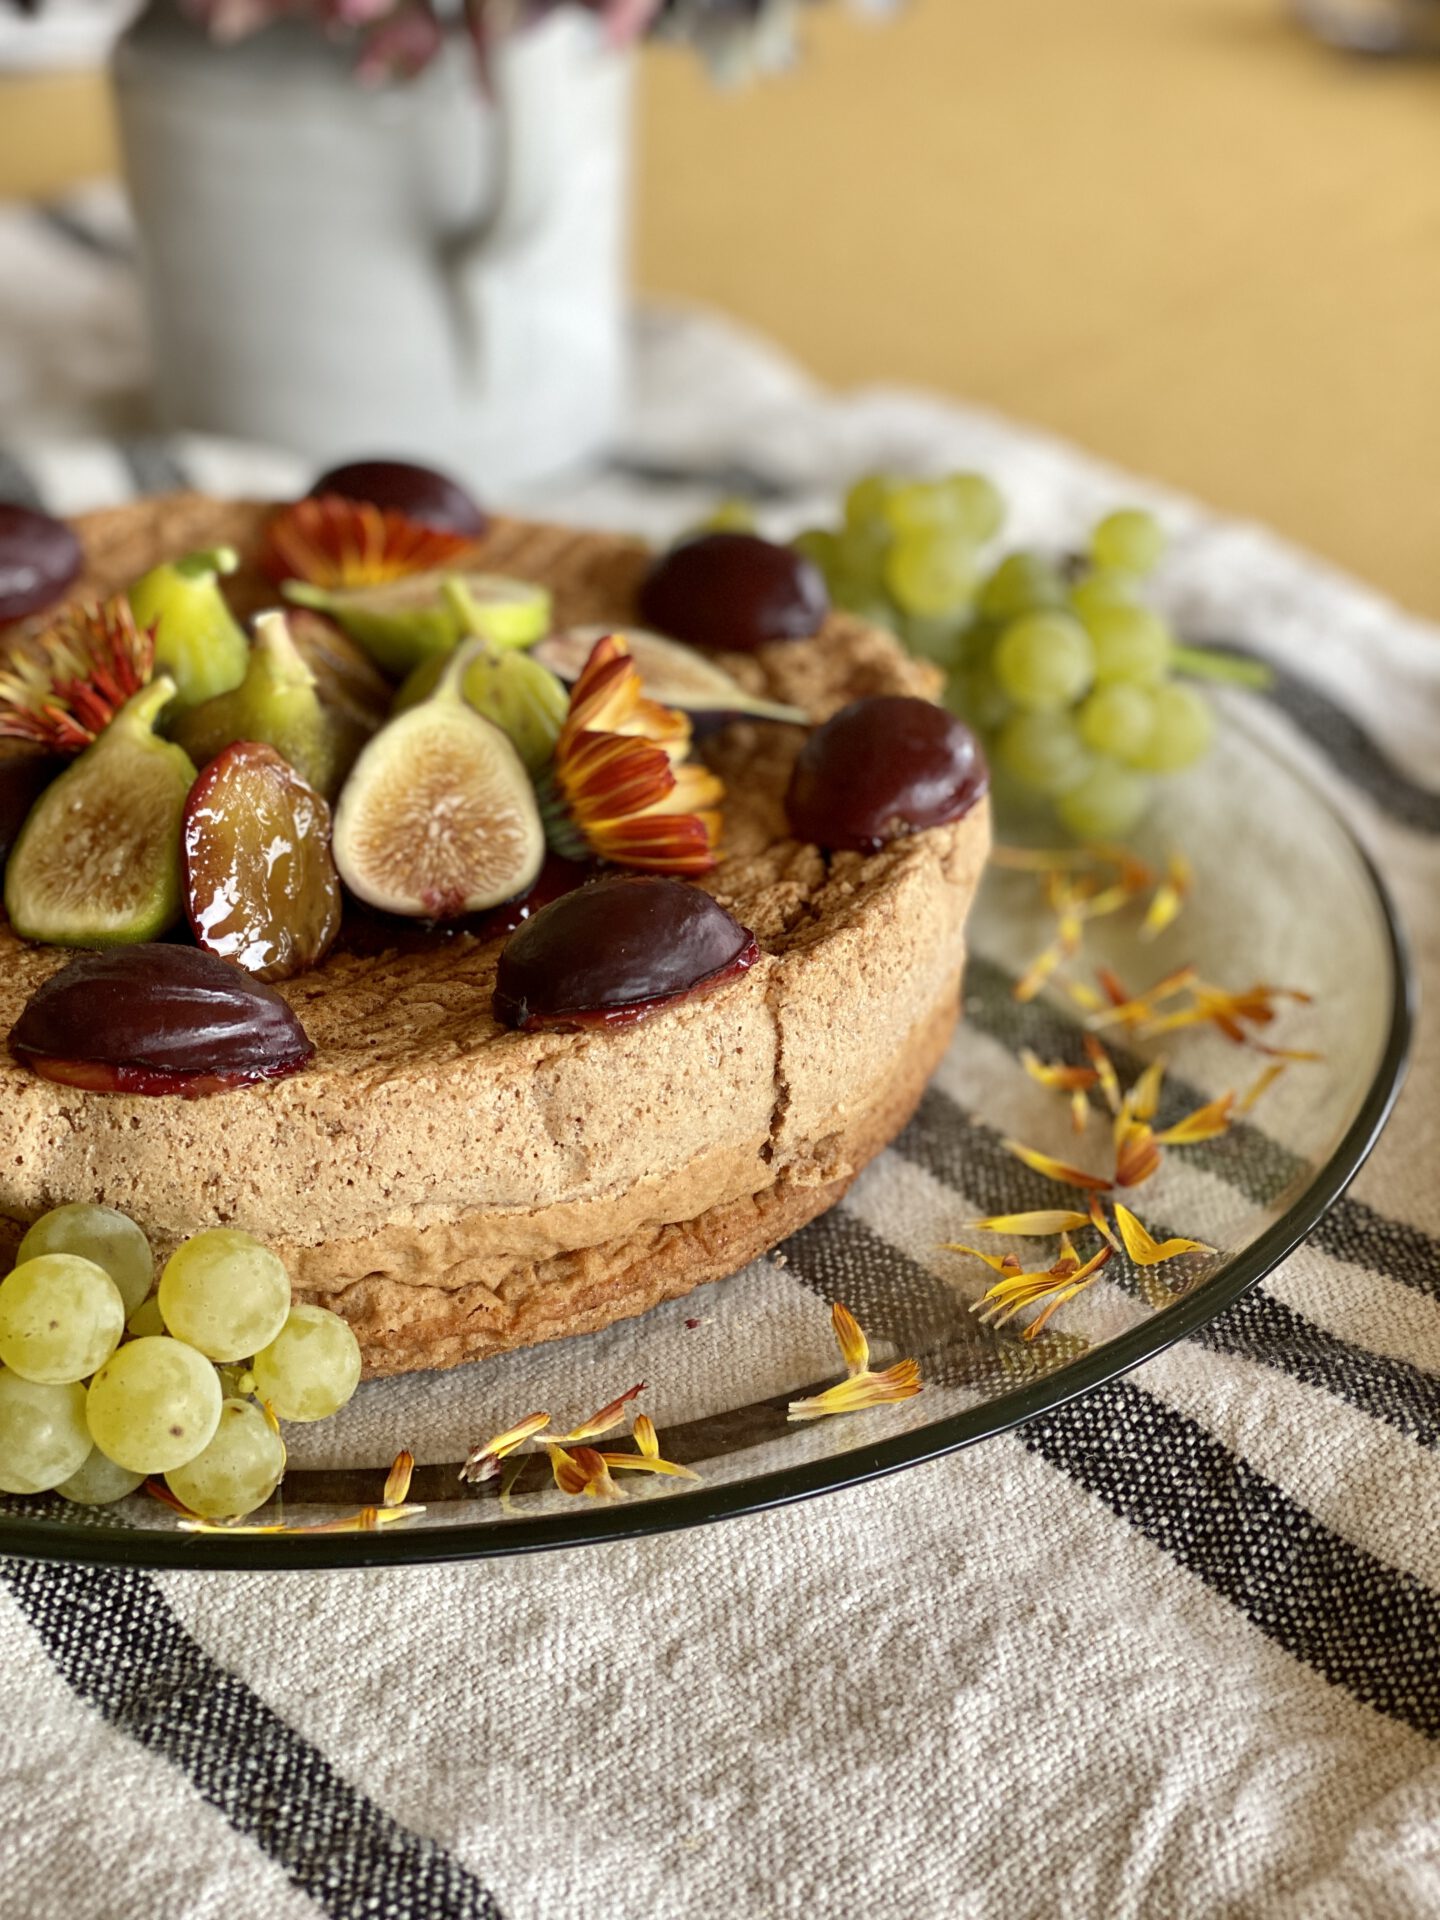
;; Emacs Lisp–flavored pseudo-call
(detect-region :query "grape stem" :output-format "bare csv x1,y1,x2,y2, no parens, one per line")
1170,644,1274,691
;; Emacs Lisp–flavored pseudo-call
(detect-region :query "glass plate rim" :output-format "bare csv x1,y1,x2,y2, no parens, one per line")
0,780,1415,1573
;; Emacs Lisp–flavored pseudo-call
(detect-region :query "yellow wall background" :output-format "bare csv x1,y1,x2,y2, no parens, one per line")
3,0,1439,616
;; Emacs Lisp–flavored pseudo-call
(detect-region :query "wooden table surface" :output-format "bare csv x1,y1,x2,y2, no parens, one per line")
5,0,1439,617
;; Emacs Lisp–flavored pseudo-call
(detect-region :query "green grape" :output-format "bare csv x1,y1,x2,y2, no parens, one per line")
1069,569,1142,624
56,1447,146,1507
977,551,1066,621
698,498,757,534
831,524,891,606
86,1336,223,1474
843,473,897,532
1078,683,1157,762
0,1256,125,1384
947,663,1013,734
882,481,956,537
792,528,842,578
904,613,970,670
943,473,1005,545
251,1305,362,1423
994,612,1094,711
1057,760,1150,840
0,1369,91,1493
1130,682,1215,772
999,712,1095,797
157,1229,292,1364
165,1397,286,1521
885,531,977,620
1092,508,1165,577
1080,602,1172,687
127,1294,166,1339
18,1204,154,1319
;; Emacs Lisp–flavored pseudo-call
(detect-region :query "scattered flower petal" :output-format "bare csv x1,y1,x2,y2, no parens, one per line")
1129,1057,1168,1122
1083,1035,1122,1115
1021,1048,1098,1094
1002,1138,1113,1191
1156,1092,1235,1146
557,1382,646,1444
1239,1060,1287,1113
787,1359,923,1422
831,1301,869,1375
383,1450,415,1508
460,1410,551,1485
1113,1116,1163,1189
1141,852,1192,941
1112,1204,1216,1267
956,1211,1093,1237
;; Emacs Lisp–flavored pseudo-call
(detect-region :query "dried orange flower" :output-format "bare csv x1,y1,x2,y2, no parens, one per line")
0,598,154,755
542,636,725,876
261,494,472,589
788,1301,923,1421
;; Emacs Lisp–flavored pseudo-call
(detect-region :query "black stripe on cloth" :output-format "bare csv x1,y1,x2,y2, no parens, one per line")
893,1084,1440,1455
783,1204,1440,1738
965,953,1440,1304
1197,638,1440,835
118,439,192,499
0,1558,504,1920
0,446,45,510
1019,1377,1440,1741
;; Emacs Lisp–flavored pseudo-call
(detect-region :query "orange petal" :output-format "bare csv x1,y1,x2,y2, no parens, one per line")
1014,943,1065,1003
1239,1060,1287,1113
1113,1118,1163,1188
1088,1193,1121,1250
1140,852,1193,941
1112,1203,1215,1267
262,495,470,589
1002,1139,1113,1191
1071,1088,1091,1134
1129,1057,1167,1122
944,1242,1028,1274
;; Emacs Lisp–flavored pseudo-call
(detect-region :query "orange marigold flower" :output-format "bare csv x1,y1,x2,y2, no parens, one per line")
544,635,725,876
261,494,472,589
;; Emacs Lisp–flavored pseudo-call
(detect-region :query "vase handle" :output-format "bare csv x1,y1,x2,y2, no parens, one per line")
440,21,578,390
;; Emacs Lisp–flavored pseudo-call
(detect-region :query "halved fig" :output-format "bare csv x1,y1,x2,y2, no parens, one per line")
393,581,569,771
3,676,196,946
9,944,313,1096
172,611,363,800
493,874,759,1031
309,459,487,538
533,625,807,728
332,637,545,918
0,743,61,866
284,571,551,680
183,742,342,981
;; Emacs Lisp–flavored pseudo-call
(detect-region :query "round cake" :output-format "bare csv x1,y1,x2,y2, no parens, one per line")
0,495,989,1376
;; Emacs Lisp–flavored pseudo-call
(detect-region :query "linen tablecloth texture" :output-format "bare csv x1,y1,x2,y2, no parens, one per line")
3,201,1440,1920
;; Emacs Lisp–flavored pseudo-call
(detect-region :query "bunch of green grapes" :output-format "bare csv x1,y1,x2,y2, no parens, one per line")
0,1204,361,1520
794,470,1006,671
797,484,1218,841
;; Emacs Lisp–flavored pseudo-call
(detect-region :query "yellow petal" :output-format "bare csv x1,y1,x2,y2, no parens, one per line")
1002,1139,1113,1191
1014,943,1064,1003
633,1413,659,1459
600,1453,701,1481
1021,1048,1098,1093
559,1382,646,1443
831,1301,870,1375
787,1360,922,1421
1140,852,1192,941
1239,1060,1287,1113
1083,1035,1122,1114
1112,1203,1216,1267
943,1242,1026,1274
1113,1118,1163,1188
383,1450,415,1508
1156,1093,1235,1145
958,1210,1094,1237
459,1410,551,1484
1129,1057,1167,1122
1071,1088,1091,1134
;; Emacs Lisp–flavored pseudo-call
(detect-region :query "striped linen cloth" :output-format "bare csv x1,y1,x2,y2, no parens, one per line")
3,201,1440,1917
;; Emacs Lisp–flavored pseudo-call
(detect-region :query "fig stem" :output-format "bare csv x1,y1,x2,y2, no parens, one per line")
251,610,319,691
110,674,179,744
435,631,492,705
172,546,240,583
441,577,503,659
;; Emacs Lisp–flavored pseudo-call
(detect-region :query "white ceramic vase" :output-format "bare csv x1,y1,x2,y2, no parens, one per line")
111,3,635,492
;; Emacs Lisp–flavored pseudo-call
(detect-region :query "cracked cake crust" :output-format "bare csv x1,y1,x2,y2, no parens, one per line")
0,497,989,1375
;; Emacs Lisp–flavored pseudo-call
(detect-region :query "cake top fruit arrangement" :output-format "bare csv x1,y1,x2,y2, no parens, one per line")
0,460,989,1098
